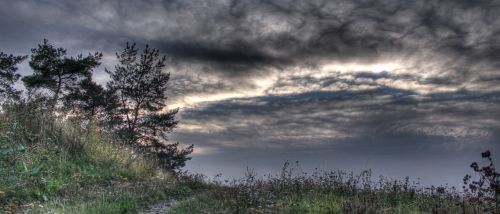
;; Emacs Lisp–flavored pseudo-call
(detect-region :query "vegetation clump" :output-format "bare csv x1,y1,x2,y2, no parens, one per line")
463,150,500,213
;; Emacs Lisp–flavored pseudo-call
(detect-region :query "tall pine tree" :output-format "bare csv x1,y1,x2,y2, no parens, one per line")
106,43,192,171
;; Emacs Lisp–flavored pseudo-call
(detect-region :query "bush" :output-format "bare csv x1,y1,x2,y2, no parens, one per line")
463,150,500,213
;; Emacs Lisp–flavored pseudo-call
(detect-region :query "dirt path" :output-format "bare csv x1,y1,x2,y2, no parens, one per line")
138,199,178,214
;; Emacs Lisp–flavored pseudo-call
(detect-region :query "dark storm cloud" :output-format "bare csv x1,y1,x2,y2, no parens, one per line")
152,40,287,75
3,0,500,139
2,0,500,79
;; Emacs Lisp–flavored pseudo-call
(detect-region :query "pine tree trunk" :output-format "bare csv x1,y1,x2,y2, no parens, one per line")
51,75,63,109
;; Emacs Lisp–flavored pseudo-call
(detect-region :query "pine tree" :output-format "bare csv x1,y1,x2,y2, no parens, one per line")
106,43,175,141
0,52,27,102
22,39,102,109
106,42,192,170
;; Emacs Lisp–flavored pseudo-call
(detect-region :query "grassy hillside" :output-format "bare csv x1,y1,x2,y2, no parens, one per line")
0,103,197,213
0,103,496,213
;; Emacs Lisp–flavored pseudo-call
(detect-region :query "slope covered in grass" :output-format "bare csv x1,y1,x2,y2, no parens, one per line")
0,103,196,214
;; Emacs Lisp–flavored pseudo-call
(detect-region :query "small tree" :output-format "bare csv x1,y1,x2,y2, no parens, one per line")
106,42,192,171
22,39,102,109
0,52,27,102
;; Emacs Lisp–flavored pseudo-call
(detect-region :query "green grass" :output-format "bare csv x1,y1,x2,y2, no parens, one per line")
167,185,461,214
166,168,477,214
170,192,233,214
0,105,184,213
27,180,175,214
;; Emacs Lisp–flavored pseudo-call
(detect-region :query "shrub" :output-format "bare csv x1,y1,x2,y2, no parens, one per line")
463,150,500,213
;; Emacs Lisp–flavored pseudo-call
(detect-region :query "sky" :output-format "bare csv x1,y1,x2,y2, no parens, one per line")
1,0,500,187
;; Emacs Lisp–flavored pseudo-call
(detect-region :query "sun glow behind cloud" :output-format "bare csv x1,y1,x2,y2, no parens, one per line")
169,59,470,112
321,62,403,75
169,73,278,109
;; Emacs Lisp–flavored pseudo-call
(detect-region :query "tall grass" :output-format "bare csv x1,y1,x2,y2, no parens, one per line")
171,161,493,213
0,101,175,213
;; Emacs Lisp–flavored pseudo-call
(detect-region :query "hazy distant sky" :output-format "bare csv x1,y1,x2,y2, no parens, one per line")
2,0,500,186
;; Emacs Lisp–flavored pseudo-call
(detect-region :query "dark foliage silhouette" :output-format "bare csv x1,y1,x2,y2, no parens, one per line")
0,52,26,102
150,141,193,172
64,78,119,124
463,150,500,213
22,39,102,109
